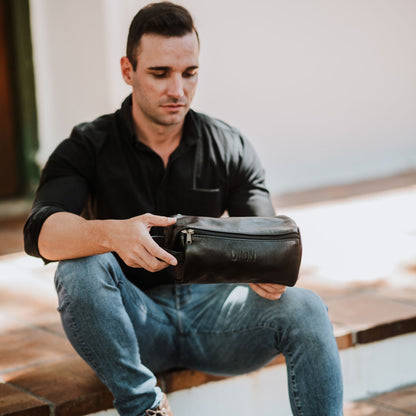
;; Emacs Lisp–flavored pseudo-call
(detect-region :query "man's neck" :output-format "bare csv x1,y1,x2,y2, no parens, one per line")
132,108,184,167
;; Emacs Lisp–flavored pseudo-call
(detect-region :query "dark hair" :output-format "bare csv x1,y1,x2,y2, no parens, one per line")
126,1,199,70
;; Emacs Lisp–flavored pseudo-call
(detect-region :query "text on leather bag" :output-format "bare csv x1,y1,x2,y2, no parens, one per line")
230,249,257,263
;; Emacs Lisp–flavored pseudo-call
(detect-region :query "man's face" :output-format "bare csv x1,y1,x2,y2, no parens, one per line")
122,32,199,128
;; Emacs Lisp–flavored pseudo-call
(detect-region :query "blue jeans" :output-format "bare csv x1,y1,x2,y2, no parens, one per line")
54,253,343,416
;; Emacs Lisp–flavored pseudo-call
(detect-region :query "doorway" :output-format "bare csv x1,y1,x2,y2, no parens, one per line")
0,0,39,200
0,0,18,197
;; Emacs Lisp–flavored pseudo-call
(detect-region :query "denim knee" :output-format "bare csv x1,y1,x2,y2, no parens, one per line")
285,287,328,316
279,288,333,342
54,253,122,305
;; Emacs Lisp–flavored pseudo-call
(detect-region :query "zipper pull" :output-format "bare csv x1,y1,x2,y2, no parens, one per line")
181,229,194,245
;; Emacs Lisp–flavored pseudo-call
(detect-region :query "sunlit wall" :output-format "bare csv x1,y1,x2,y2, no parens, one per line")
29,0,416,195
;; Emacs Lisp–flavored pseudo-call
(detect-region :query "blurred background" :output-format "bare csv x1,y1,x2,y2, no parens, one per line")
0,2,416,414
1,0,415,201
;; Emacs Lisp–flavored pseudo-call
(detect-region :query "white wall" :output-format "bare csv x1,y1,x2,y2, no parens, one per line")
30,0,416,195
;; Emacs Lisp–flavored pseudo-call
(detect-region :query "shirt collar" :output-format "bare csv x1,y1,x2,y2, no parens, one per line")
120,95,136,143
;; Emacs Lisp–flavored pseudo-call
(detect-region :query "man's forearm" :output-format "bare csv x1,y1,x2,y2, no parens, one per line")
38,212,115,261
37,212,178,271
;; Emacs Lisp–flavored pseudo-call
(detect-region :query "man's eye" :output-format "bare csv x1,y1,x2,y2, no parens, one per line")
152,72,167,78
183,72,198,78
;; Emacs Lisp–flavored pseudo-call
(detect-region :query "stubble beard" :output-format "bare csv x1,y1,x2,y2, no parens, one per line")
149,101,190,127
133,90,191,128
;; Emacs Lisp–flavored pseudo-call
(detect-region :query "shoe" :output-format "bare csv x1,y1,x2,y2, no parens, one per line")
146,394,173,416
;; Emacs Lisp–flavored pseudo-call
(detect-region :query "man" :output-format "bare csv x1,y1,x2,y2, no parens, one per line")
24,2,343,415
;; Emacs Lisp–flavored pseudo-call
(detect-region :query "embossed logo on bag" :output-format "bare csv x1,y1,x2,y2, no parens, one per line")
231,249,257,263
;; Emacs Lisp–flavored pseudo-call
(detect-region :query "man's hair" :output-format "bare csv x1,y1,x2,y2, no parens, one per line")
126,1,199,70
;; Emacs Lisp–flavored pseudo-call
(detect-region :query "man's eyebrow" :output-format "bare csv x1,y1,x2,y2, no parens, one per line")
147,66,170,71
147,66,199,71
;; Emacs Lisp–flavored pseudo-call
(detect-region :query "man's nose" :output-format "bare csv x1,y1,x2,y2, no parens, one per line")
167,74,184,99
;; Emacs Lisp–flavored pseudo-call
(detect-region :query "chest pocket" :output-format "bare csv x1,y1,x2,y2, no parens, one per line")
170,136,225,217
186,187,223,217
187,138,225,216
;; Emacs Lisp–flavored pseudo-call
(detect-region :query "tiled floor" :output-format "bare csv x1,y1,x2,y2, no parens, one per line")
344,384,416,415
1,175,416,415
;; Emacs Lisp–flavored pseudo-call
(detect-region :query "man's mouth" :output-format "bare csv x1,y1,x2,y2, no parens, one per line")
162,103,185,108
161,103,186,112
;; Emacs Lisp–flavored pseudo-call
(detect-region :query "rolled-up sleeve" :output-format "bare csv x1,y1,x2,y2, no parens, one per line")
23,129,94,260
23,177,89,259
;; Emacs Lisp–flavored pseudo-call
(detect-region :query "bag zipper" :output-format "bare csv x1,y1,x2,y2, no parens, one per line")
181,228,298,245
182,229,195,245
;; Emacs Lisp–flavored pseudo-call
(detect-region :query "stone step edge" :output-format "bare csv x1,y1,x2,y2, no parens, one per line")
1,318,415,416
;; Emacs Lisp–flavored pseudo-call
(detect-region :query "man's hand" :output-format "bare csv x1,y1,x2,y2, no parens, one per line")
38,212,177,269
108,213,177,272
249,283,287,300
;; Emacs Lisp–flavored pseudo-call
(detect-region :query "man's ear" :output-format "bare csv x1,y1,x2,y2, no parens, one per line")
120,56,133,85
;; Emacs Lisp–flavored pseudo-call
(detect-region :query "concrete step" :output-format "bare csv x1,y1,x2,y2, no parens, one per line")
1,182,416,415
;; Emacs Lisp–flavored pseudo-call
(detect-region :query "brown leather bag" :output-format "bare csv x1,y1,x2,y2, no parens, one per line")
161,215,302,286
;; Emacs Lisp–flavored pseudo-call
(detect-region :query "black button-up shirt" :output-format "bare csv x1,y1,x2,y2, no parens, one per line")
24,95,275,289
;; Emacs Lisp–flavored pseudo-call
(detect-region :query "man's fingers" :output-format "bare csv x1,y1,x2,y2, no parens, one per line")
140,254,171,272
128,251,171,272
126,239,175,271
146,235,178,266
249,283,286,300
254,283,286,293
114,214,179,270
142,213,177,228
142,215,178,265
